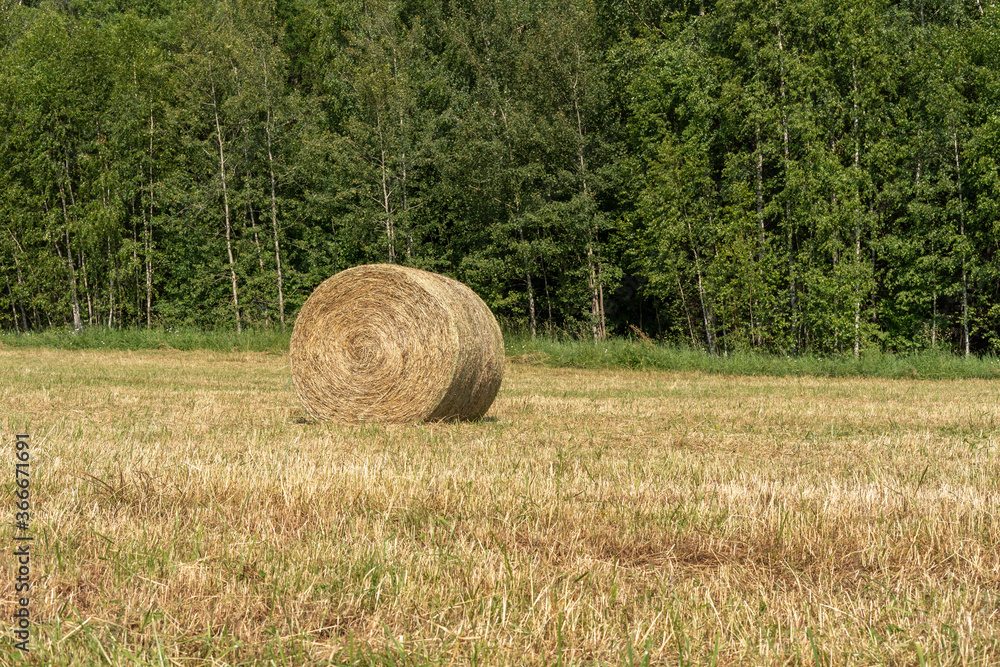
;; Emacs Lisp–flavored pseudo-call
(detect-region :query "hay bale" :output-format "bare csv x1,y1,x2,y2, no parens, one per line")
290,264,504,423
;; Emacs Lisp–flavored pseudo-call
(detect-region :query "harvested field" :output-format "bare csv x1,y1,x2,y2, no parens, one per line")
1,348,999,665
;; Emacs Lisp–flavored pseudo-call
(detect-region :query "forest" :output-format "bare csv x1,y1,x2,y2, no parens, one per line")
0,0,998,355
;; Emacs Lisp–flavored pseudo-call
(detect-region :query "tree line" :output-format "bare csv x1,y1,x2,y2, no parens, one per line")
1,0,998,355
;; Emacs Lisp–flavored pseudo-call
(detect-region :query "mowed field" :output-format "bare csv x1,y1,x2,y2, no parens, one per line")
1,348,999,666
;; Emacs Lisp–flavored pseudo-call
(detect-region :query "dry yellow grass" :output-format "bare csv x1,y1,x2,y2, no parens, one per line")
1,348,999,665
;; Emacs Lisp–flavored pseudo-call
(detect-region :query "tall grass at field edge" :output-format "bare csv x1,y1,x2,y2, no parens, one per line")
505,334,1000,380
3,326,998,379
0,326,292,352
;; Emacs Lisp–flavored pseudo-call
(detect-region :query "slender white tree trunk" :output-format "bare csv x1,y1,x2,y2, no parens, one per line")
146,106,154,329
262,54,286,329
852,63,862,358
572,64,605,341
498,105,536,335
58,185,82,332
211,70,241,334
953,124,969,357
776,2,797,352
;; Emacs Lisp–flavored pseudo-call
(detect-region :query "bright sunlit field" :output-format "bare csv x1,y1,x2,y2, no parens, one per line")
1,347,999,665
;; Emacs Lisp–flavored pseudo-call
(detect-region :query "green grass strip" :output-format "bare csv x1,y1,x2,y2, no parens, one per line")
0,326,291,352
505,335,1000,380
3,327,998,379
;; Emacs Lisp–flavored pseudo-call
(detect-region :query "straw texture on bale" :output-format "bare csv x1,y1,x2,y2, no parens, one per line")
290,264,504,423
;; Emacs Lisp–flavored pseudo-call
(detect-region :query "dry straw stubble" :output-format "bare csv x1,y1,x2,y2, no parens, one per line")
290,264,504,423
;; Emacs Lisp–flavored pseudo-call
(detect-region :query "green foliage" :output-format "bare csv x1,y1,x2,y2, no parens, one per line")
608,0,1000,355
0,325,290,351
507,334,1000,380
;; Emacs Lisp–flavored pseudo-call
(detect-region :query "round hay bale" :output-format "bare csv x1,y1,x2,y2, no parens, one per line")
290,264,504,423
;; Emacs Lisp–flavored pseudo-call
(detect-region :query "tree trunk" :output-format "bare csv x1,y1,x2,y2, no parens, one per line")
59,159,84,332
526,266,537,339
853,224,862,357
380,147,396,264
146,106,154,329
598,258,606,336
394,54,414,260
756,123,765,262
140,200,151,329
932,290,937,349
497,105,535,336
211,69,241,334
65,231,82,332
248,202,266,273
952,123,969,357
572,76,605,341
262,54,286,330
775,2,797,352
57,185,83,333
6,276,19,333
81,248,94,326
542,263,554,338
374,106,397,264
677,274,698,346
247,200,269,324
517,225,537,338
108,238,115,329
753,123,766,348
696,266,715,354
686,217,715,354
585,242,606,341
144,220,152,329
133,221,140,326
852,63,862,358
7,226,29,331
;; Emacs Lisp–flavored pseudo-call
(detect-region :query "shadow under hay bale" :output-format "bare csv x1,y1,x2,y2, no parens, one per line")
290,264,504,423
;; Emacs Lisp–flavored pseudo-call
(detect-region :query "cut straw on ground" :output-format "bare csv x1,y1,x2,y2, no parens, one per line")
0,348,998,665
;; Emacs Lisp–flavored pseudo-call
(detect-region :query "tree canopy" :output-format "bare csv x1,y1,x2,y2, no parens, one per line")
1,0,998,355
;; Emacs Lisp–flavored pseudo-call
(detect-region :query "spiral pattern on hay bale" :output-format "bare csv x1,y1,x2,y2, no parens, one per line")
290,264,504,423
